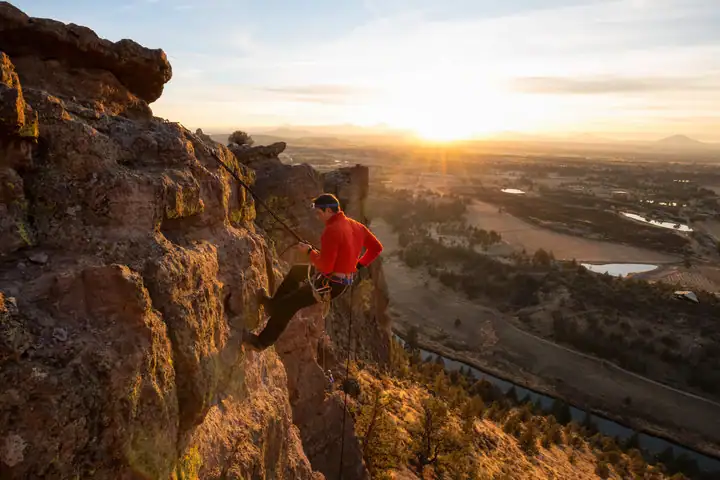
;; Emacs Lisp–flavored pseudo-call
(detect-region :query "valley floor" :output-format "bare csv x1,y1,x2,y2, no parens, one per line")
372,218,720,461
464,200,680,264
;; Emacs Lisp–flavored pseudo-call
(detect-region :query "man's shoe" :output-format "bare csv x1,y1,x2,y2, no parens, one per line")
242,329,267,352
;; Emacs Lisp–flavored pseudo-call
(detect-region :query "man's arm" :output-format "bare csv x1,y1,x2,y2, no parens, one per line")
309,228,339,274
357,224,383,267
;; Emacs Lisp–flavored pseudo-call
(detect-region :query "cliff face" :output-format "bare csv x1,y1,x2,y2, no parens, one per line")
223,143,393,480
0,3,328,479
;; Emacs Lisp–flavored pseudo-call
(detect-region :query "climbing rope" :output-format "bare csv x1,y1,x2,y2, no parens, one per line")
206,146,315,249
337,279,356,480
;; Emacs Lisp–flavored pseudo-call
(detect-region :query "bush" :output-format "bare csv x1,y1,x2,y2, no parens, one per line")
595,461,610,478
229,130,254,146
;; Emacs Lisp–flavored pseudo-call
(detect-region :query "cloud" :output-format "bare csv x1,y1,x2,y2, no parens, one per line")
260,84,374,96
257,84,379,104
511,75,720,94
150,0,720,137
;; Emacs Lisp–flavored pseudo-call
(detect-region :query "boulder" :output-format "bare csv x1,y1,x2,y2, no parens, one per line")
0,2,171,117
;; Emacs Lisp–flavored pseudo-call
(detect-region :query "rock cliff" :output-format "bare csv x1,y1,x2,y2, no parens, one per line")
0,3,384,479
226,139,394,479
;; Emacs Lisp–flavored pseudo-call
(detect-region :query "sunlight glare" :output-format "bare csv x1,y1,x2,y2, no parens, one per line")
374,72,522,142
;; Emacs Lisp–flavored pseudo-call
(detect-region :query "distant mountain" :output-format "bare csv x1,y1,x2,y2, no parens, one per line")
258,127,316,138
656,134,705,146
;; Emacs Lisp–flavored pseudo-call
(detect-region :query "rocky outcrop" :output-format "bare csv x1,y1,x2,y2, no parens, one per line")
0,1,171,118
0,51,36,262
226,137,391,479
0,7,319,480
228,136,326,251
229,140,287,169
324,166,392,365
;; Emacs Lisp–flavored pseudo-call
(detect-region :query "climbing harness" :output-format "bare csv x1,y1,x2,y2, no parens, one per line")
308,265,354,318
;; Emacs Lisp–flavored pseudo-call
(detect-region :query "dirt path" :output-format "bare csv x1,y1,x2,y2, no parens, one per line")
465,200,679,264
372,219,720,456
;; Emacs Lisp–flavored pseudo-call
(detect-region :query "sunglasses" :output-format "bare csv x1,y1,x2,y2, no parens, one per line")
310,203,338,209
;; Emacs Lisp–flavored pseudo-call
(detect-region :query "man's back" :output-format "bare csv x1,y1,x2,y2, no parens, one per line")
310,211,383,274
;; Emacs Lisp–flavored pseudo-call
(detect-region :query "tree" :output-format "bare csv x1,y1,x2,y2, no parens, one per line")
357,388,407,477
595,461,610,479
406,326,420,353
519,424,539,455
408,397,459,473
550,399,572,425
532,248,554,267
624,432,640,450
505,386,518,404
229,130,254,146
582,412,598,435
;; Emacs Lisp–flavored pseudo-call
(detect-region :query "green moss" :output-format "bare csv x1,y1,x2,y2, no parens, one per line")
175,446,202,480
128,374,142,416
16,220,34,246
18,110,38,139
230,204,256,224
125,428,174,480
165,206,180,220
166,195,205,220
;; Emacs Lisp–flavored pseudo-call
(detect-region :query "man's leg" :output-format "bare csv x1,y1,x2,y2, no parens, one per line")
247,281,319,350
258,264,310,313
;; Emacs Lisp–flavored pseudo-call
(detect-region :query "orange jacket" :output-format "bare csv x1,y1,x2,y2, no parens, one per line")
309,212,383,274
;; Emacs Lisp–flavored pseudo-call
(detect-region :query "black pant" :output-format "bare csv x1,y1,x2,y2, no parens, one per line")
252,264,348,349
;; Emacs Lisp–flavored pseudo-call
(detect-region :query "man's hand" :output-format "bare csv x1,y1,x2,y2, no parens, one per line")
356,262,370,280
296,243,314,255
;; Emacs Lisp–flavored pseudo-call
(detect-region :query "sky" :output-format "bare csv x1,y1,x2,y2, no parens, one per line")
11,0,720,141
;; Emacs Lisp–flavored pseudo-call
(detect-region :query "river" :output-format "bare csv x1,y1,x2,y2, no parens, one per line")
393,334,720,475
621,212,693,232
580,263,658,277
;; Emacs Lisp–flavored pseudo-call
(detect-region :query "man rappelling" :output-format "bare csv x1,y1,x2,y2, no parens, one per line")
242,193,383,351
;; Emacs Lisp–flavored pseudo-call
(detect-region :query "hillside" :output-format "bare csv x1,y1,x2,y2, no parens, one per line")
346,341,693,479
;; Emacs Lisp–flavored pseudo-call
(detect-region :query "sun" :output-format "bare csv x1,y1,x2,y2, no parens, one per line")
376,83,511,142
413,124,476,142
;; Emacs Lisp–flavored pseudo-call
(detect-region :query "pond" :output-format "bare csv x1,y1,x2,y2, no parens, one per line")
580,263,658,277
621,212,693,232
393,333,720,475
501,188,526,194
